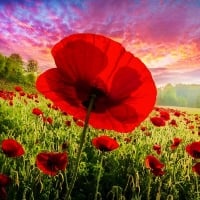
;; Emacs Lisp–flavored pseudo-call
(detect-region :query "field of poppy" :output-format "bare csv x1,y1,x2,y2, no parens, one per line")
1,33,200,200
0,84,200,200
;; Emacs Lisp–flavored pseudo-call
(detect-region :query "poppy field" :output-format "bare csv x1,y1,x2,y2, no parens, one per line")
0,85,200,200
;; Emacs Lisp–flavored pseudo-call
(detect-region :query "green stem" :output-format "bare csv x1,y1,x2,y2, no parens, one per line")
94,152,104,200
65,94,96,200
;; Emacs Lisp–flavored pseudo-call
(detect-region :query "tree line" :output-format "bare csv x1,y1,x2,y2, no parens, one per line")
0,52,38,86
156,83,200,108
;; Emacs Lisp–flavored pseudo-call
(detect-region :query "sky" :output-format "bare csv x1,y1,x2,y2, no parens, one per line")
0,0,200,87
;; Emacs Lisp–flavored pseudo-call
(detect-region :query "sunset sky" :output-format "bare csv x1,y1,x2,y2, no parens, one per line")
0,0,200,87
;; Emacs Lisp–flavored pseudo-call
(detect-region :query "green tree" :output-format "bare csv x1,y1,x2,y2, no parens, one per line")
5,53,24,82
196,94,200,108
27,59,38,72
162,84,178,106
0,53,7,78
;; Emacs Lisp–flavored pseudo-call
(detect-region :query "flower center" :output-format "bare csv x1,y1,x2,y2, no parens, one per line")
82,87,106,110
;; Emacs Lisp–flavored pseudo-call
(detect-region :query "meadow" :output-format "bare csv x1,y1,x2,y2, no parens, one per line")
0,82,200,200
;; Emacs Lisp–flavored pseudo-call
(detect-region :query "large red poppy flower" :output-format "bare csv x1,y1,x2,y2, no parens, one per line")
145,155,165,176
1,139,25,157
92,135,119,152
192,162,200,175
36,33,156,133
36,152,68,176
186,141,200,159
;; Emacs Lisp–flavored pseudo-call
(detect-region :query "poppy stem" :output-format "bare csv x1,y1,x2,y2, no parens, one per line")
65,94,96,200
94,152,104,200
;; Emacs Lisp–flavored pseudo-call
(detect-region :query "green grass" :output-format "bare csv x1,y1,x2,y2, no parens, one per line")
0,84,200,200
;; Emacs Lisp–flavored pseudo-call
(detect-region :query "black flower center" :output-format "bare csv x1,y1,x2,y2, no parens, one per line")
82,87,106,110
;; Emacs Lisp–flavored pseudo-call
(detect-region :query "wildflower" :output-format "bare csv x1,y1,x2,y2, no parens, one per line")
174,111,181,117
75,120,84,127
140,126,147,131
192,162,200,175
171,138,182,150
19,91,26,96
32,108,43,116
92,135,119,152
186,141,200,159
65,120,71,127
169,119,177,127
43,116,53,124
36,152,68,176
150,116,165,127
0,173,11,200
153,144,161,154
145,155,165,176
36,33,156,133
14,86,23,92
160,110,170,121
1,139,25,157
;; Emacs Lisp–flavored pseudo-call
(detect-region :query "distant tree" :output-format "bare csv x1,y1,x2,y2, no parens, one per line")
196,94,200,108
157,83,200,107
162,84,178,106
25,73,36,86
5,53,24,82
0,53,7,78
27,59,38,72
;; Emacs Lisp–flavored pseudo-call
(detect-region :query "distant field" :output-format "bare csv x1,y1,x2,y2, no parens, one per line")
0,78,36,92
158,105,200,114
1,79,199,114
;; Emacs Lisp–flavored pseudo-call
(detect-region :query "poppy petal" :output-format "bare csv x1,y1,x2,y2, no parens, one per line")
0,174,11,187
186,142,200,159
36,152,68,176
1,139,25,157
92,135,119,152
192,162,200,175
51,34,108,84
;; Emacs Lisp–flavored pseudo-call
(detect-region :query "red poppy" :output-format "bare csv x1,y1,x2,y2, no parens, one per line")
19,91,26,96
145,155,165,176
92,135,119,152
150,116,165,127
14,86,23,92
36,152,68,176
140,126,147,131
75,120,84,127
1,139,25,157
174,111,181,117
153,144,161,154
0,173,11,199
0,174,11,187
186,141,200,159
192,162,200,175
0,187,7,200
160,110,170,121
171,138,182,150
65,120,71,127
43,116,53,124
32,108,43,116
36,33,156,133
169,119,177,127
